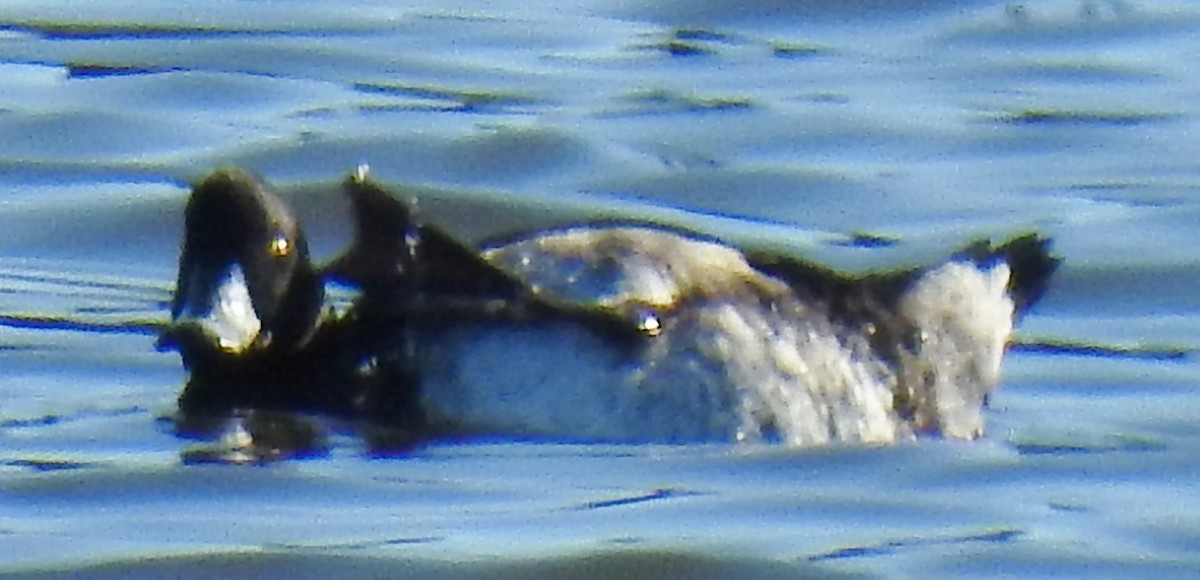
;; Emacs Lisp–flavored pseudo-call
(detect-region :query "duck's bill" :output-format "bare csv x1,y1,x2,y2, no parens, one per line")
159,263,264,356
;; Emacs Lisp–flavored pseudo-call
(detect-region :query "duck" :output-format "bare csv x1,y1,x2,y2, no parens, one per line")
159,167,1059,449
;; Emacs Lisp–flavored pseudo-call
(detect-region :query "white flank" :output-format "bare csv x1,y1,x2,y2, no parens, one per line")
899,261,1014,439
422,226,1023,446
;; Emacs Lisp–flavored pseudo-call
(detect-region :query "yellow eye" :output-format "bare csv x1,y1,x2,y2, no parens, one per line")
269,234,291,257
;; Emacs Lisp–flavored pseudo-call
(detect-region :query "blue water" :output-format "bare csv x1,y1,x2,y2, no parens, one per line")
2,0,1199,577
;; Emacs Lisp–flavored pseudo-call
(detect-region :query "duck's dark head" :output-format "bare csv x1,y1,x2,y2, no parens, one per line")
159,168,324,370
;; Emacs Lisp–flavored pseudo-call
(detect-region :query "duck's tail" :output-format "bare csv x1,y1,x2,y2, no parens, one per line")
956,233,1060,317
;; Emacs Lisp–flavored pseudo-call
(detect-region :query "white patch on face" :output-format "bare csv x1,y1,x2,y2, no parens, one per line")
177,264,263,353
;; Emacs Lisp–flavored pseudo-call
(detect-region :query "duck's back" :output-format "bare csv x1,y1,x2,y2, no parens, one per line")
412,226,904,445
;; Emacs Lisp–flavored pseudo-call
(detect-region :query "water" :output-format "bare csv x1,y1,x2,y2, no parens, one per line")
2,0,1199,577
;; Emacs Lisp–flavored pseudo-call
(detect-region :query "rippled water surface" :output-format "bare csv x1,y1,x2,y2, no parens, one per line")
3,1,1200,577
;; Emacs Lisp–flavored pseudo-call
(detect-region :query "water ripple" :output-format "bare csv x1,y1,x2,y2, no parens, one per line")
808,528,1024,563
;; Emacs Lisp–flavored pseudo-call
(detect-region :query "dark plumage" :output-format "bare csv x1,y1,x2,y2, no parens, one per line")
159,167,1060,449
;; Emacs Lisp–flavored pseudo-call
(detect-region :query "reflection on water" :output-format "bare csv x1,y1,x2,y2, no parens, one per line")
2,0,1200,577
